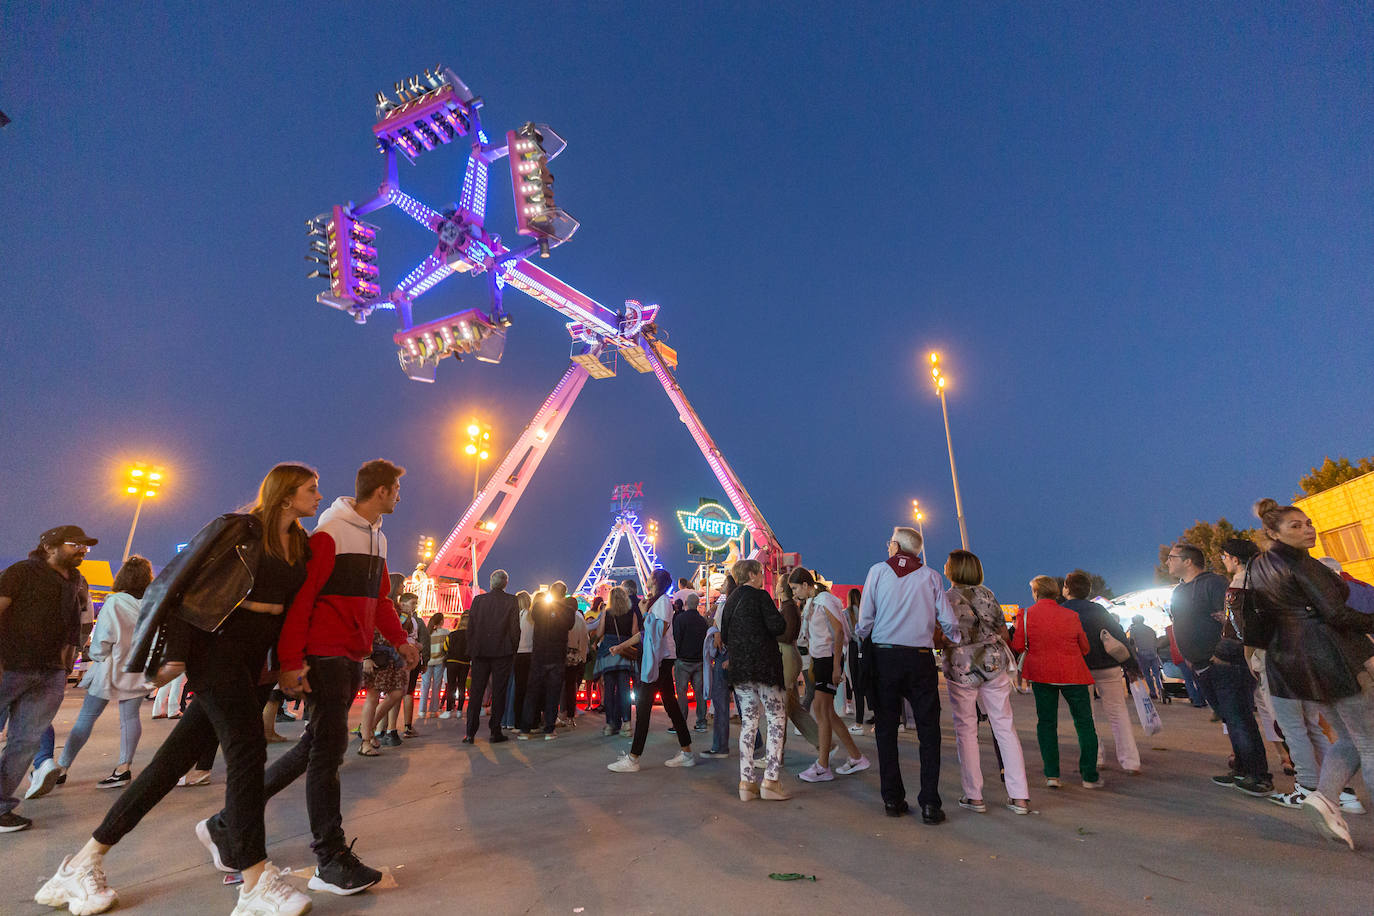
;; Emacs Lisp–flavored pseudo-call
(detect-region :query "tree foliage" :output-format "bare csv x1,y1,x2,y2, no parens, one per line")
1086,572,1114,600
1298,456,1374,498
1156,518,1261,581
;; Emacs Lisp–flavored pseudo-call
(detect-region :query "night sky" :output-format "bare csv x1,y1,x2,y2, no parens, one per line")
3,4,1371,602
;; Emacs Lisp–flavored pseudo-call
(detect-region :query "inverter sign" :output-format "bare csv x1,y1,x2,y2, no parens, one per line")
676,503,742,552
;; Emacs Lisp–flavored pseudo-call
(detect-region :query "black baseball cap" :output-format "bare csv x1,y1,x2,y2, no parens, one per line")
40,525,98,547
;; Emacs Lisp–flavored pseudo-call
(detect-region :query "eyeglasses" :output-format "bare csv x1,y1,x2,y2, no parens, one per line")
63,542,90,550
1166,554,1183,560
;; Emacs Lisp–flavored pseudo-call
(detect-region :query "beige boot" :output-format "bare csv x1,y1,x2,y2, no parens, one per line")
739,779,761,801
761,778,792,801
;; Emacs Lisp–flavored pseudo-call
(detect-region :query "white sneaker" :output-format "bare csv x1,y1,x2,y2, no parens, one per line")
791,726,802,737
1339,790,1366,815
664,751,696,768
1303,791,1355,850
196,818,234,872
799,762,834,783
607,753,640,773
438,711,452,720
835,755,870,776
847,724,865,735
25,758,62,799
231,864,312,916
35,855,118,915
1269,786,1312,809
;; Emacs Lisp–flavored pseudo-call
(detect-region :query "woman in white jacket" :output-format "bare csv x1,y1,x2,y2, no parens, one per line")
53,557,155,789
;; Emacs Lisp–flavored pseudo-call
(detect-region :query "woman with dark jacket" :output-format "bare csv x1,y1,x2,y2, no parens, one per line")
721,559,791,801
1248,498,1374,850
1061,570,1141,775
37,464,322,916
1011,576,1100,789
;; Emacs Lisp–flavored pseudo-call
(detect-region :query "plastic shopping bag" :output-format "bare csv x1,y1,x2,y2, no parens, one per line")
1130,678,1163,736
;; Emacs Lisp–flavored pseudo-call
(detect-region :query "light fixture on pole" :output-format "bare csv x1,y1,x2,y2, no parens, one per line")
123,462,165,561
418,535,435,563
464,419,493,589
910,499,926,559
928,352,969,550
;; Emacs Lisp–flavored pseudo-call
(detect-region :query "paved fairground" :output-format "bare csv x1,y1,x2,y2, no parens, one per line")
6,687,1372,915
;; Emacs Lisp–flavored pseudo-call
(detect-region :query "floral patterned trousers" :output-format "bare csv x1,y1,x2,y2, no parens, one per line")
737,682,787,783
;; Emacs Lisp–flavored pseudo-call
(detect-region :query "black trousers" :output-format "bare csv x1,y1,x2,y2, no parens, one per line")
872,646,942,809
512,653,533,732
523,658,565,734
94,610,278,870
849,637,867,725
562,663,582,719
466,655,513,739
630,659,692,757
249,655,362,863
444,661,470,712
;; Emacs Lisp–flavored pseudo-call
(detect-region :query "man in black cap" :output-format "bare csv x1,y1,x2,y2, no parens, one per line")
0,525,95,833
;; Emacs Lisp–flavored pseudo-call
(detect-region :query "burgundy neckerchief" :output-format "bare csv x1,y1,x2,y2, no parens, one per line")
886,551,924,577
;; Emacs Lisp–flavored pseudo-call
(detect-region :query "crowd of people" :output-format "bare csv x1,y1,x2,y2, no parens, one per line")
3,462,1374,914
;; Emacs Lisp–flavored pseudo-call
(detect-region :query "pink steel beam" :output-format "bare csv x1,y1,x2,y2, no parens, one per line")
638,337,782,567
500,260,625,342
426,362,591,606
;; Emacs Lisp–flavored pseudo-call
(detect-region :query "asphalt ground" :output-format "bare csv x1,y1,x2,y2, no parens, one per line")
4,684,1372,915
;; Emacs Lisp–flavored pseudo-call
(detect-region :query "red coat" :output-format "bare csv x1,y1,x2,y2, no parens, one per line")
1011,599,1092,685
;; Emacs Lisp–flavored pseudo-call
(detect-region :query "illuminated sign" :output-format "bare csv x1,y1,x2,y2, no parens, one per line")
676,502,742,552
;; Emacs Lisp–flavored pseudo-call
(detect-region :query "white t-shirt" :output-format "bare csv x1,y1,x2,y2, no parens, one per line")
650,594,676,660
806,591,850,659
518,609,533,653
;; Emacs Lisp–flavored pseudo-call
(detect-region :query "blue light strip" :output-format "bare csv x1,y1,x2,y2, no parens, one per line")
385,187,441,227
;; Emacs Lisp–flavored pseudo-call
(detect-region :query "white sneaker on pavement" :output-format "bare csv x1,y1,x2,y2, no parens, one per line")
26,758,62,799
231,863,312,916
1339,790,1366,815
1303,790,1355,850
835,755,870,775
664,751,696,768
35,855,118,915
799,762,834,783
438,711,452,720
847,724,865,735
607,753,640,773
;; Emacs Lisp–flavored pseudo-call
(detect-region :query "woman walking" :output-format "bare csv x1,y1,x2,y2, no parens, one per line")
592,587,637,737
37,463,322,916
721,559,791,800
607,569,694,772
48,557,155,790
1012,575,1099,789
789,569,867,783
943,551,1031,814
774,576,820,746
1248,498,1374,849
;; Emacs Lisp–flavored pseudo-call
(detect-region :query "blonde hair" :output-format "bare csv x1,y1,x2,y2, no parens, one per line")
731,558,763,584
608,585,631,617
1030,575,1059,600
243,463,316,562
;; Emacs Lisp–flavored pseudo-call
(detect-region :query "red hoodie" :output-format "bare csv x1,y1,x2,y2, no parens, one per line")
277,497,407,671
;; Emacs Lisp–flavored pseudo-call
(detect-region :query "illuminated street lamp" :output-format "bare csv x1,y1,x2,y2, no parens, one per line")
418,535,435,562
123,462,165,561
464,418,493,588
928,353,969,550
910,499,926,560
646,518,659,545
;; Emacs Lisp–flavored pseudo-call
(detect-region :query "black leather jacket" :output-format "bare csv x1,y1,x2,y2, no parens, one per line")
1249,541,1374,702
127,514,264,676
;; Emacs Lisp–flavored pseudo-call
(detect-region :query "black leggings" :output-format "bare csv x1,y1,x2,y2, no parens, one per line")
630,659,692,757
444,661,469,712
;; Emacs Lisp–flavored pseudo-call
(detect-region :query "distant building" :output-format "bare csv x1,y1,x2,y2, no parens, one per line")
1295,469,1374,584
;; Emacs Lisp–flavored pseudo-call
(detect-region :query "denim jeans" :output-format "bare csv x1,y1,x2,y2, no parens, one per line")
419,664,445,715
256,656,362,863
674,659,706,727
1269,693,1329,789
59,693,144,769
1195,661,1269,779
707,656,731,753
602,669,632,732
1137,652,1165,699
0,669,67,815
1179,661,1206,707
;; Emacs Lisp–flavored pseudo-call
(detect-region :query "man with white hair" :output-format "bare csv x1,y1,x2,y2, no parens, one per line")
463,569,521,745
855,526,960,822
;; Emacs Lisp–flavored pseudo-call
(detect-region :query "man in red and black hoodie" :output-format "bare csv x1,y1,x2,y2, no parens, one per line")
197,460,418,898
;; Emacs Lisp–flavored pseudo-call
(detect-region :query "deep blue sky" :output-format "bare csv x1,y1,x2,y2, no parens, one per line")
2,4,1371,601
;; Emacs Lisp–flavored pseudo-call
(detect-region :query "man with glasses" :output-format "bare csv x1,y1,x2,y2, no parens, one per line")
1166,543,1272,796
0,526,95,833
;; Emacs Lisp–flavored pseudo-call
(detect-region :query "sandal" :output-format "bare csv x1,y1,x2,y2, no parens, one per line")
357,740,380,757
1006,799,1030,815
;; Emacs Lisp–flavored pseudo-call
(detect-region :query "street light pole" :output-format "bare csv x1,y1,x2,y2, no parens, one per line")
911,499,926,560
928,354,969,550
122,463,164,561
464,420,492,592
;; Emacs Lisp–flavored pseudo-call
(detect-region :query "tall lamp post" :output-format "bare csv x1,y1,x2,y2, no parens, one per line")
464,420,492,589
910,499,926,559
928,353,969,550
123,462,164,561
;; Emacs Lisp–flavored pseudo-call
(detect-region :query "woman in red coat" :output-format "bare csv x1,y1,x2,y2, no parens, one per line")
1011,576,1101,788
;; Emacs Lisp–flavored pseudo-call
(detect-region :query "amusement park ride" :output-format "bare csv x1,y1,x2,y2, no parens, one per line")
308,64,795,606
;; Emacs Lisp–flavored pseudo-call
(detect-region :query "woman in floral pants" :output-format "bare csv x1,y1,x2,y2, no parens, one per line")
720,559,791,801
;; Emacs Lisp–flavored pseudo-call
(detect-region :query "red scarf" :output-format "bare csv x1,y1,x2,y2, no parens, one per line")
885,551,924,577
